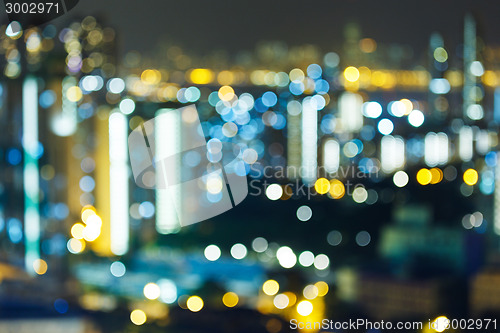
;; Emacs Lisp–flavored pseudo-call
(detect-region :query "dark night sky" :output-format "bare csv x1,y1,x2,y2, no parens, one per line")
4,0,500,57
70,0,500,56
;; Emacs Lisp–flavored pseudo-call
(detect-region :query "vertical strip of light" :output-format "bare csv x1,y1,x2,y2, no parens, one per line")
425,132,438,167
109,112,129,255
323,139,340,174
301,99,317,185
339,92,363,132
495,153,500,236
425,132,449,167
22,76,40,273
155,109,181,234
287,110,302,179
475,130,490,155
381,135,405,173
93,113,111,256
459,126,473,162
494,88,500,124
51,76,77,137
437,132,449,165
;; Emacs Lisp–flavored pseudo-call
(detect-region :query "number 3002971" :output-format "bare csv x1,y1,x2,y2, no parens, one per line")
5,2,60,14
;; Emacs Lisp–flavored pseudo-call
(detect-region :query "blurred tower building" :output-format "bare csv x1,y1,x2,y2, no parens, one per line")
342,23,362,66
495,158,500,238
428,33,448,120
359,274,445,321
0,24,62,276
470,267,500,316
0,77,27,269
463,14,478,121
379,205,467,274
286,101,301,179
0,17,121,279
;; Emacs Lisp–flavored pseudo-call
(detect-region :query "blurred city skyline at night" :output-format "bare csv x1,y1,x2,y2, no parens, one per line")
1,1,500,333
